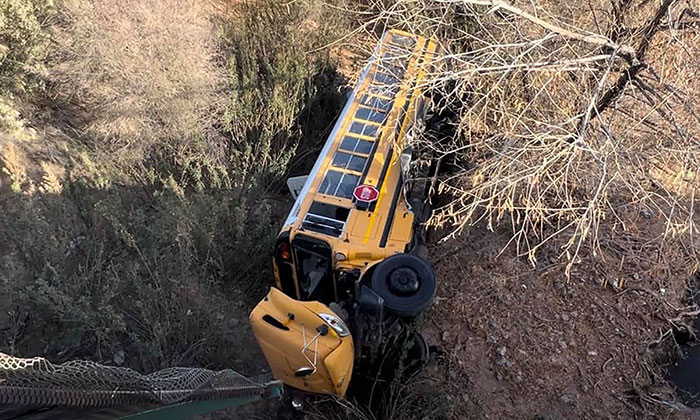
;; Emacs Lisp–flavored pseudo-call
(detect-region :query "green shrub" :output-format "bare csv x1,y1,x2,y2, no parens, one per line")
0,0,54,93
1,178,275,371
0,0,54,135
0,0,350,375
219,0,346,189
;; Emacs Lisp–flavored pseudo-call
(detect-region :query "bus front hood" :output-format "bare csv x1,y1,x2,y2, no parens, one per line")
250,287,354,397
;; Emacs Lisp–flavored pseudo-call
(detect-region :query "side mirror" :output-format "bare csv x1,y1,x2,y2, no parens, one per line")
294,366,315,377
357,286,384,318
286,175,308,199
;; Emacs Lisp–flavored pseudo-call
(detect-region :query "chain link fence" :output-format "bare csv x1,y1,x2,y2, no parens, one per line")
0,352,278,408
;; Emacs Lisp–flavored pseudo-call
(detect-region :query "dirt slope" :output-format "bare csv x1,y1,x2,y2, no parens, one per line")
426,223,696,419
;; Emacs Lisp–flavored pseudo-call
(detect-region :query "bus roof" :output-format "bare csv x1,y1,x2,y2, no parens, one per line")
283,29,439,247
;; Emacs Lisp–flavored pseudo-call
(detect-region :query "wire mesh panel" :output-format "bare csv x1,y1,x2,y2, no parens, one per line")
0,352,278,408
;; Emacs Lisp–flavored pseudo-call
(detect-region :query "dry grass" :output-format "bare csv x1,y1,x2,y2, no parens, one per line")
0,143,27,192
0,0,349,376
50,0,226,168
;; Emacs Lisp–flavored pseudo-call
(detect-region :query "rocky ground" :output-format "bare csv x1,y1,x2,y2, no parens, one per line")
423,221,698,419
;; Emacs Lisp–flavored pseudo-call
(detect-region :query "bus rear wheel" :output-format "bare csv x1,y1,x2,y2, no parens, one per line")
371,254,436,317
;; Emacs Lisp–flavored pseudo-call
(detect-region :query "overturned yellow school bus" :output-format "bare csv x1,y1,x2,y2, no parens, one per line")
273,29,441,317
251,30,441,401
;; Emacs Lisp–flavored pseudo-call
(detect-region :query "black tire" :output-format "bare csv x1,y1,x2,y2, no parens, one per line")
370,254,436,317
402,332,430,380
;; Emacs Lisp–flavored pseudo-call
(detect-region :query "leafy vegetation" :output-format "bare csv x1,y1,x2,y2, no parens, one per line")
0,0,54,93
0,0,54,134
2,0,698,418
0,0,347,373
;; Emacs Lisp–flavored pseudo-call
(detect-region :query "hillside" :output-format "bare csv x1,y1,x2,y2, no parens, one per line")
1,0,699,418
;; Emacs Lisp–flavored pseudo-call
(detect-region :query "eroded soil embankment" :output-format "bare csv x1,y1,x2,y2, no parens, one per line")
424,224,695,418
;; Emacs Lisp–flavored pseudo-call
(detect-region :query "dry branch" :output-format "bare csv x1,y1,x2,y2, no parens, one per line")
438,0,636,56
362,0,700,271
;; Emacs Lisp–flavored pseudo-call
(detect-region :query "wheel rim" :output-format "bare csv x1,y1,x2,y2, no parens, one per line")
387,267,420,296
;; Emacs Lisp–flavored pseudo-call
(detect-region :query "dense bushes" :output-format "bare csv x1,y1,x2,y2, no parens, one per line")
0,181,275,371
0,0,54,133
219,0,348,190
0,0,54,93
0,0,348,372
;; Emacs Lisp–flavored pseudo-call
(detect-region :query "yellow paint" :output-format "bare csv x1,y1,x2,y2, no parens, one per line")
273,29,443,303
250,288,354,397
363,151,396,244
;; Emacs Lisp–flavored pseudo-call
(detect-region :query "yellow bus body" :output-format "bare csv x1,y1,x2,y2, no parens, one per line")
250,287,354,397
273,29,440,302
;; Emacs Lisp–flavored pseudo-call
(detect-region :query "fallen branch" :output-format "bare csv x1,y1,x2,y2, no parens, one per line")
594,0,677,114
442,54,615,76
438,0,636,56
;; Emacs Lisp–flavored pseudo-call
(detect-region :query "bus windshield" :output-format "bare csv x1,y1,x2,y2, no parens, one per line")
292,235,333,301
